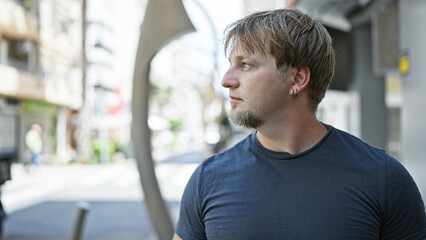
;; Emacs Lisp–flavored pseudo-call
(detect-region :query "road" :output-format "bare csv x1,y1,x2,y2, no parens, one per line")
1,151,202,240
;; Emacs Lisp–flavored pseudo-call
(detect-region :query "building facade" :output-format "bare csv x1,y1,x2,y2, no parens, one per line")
0,0,83,164
78,0,137,163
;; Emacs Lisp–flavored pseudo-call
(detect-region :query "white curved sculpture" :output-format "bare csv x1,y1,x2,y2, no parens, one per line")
131,0,194,239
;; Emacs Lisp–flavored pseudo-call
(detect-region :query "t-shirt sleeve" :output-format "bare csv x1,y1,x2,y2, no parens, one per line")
381,155,426,239
175,165,207,240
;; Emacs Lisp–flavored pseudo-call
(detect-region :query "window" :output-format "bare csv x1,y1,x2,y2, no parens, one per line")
4,37,36,73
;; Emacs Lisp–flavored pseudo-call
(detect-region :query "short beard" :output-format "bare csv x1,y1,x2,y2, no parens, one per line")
229,110,264,129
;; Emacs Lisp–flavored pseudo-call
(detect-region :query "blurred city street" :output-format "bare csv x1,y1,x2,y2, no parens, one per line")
1,0,426,239
1,151,202,240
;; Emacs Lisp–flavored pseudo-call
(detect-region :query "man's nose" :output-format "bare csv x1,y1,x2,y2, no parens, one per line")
221,67,239,89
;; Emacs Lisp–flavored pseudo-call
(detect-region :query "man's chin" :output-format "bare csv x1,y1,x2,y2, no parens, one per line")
229,110,264,129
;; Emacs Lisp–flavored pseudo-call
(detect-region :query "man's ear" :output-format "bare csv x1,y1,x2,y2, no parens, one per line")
289,66,310,96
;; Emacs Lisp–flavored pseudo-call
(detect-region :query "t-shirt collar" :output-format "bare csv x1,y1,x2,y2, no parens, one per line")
250,123,333,160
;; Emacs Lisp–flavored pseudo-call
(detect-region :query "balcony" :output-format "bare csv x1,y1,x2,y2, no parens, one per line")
0,0,39,41
0,64,82,109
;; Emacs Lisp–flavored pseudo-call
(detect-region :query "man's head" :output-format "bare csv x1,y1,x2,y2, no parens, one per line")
224,8,335,111
31,123,42,135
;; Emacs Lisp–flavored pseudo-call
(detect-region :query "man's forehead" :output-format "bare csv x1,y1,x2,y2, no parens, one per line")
228,44,278,67
229,44,266,59
229,38,269,56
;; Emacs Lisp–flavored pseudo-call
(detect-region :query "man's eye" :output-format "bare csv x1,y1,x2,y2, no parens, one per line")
242,62,251,69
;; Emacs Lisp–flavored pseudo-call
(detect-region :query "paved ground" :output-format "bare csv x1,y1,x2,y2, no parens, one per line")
1,151,203,240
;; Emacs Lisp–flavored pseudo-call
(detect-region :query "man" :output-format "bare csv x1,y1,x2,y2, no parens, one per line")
25,123,43,167
174,9,426,239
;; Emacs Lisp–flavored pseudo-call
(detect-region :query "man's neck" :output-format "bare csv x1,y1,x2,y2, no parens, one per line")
255,112,327,154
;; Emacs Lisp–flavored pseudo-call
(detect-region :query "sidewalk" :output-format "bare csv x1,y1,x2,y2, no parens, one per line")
1,151,203,240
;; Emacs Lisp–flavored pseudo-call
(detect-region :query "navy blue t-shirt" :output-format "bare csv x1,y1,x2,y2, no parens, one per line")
176,126,426,239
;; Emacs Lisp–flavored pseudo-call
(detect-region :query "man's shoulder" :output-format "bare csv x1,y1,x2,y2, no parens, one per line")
199,133,254,173
324,126,398,177
330,127,387,158
329,126,418,189
208,133,252,157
